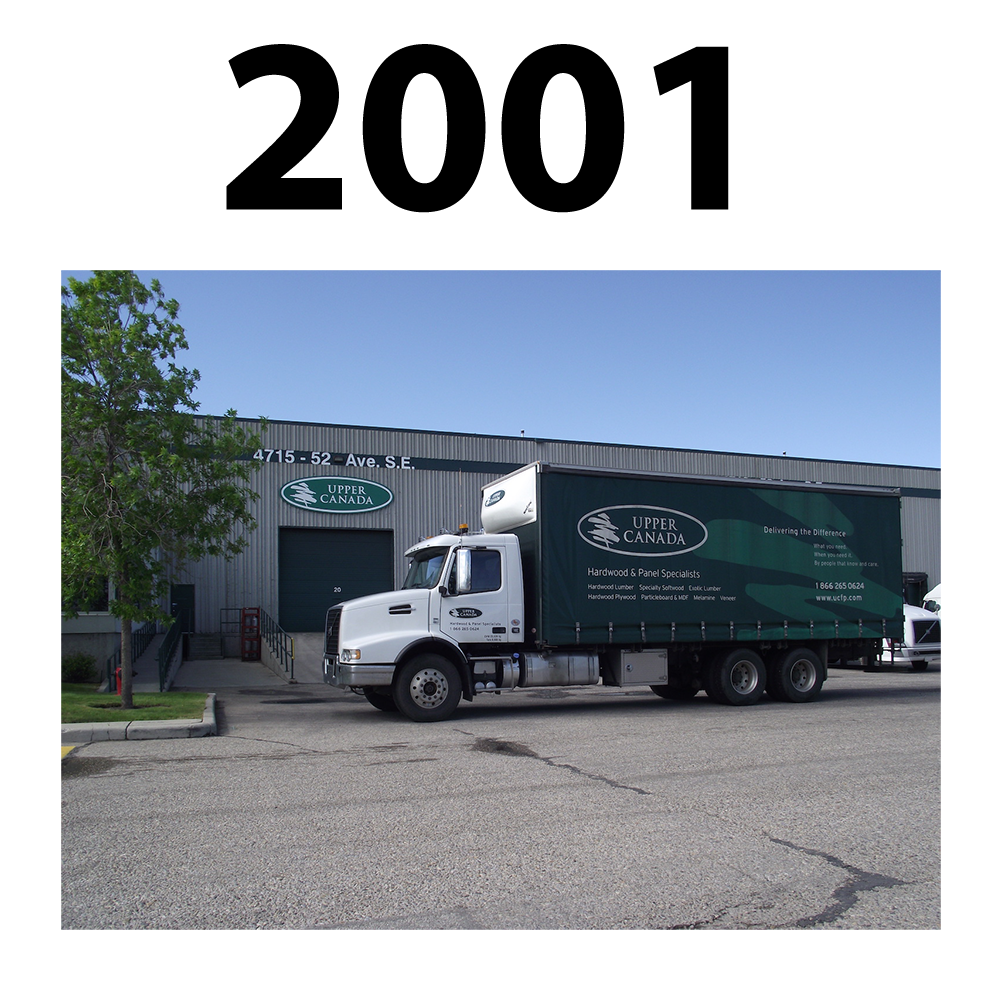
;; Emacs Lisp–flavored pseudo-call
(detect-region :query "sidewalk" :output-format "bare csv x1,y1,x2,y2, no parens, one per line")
63,634,327,745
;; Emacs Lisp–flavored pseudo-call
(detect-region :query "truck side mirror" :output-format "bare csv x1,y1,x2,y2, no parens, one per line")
454,548,472,594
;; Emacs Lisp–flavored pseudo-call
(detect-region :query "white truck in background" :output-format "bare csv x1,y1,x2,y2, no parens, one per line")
882,596,941,671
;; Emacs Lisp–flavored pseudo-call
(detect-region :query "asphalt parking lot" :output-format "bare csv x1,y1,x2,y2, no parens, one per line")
61,665,940,930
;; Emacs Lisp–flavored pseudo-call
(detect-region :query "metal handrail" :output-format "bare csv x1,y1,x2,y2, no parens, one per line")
157,620,182,692
104,621,156,690
219,607,242,640
220,606,295,681
260,608,295,681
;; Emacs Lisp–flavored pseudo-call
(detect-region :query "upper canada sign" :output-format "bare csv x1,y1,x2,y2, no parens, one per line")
280,477,394,513
578,504,708,557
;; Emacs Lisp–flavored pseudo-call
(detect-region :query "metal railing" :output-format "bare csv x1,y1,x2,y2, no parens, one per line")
220,607,242,657
220,607,295,681
104,621,157,691
157,619,183,692
261,608,295,681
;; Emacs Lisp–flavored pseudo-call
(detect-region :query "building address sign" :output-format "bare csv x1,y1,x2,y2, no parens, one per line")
250,448,521,476
254,449,412,468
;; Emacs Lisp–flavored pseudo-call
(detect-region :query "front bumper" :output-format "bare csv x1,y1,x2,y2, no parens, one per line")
323,657,396,688
883,642,941,663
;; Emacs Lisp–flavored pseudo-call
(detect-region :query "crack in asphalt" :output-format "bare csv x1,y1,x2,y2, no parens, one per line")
429,750,910,930
768,837,910,928
656,838,911,930
662,838,912,929
466,734,652,796
61,734,914,929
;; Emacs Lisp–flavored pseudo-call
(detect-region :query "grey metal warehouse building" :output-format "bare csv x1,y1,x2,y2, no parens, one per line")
63,418,940,669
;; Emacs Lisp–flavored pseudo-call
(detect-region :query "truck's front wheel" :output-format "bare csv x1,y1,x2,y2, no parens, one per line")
393,654,462,722
704,649,766,706
362,687,398,712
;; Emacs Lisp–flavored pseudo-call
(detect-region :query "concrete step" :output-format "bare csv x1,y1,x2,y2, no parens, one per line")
186,633,224,659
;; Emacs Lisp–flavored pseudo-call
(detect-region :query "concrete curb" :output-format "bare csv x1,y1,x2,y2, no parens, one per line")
62,694,216,743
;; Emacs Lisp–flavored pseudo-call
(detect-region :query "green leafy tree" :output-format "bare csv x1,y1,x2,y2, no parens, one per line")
62,271,264,708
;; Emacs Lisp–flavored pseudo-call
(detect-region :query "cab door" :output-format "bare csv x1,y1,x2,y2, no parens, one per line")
438,546,511,646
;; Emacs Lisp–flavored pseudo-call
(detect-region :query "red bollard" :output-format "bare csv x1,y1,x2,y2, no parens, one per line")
115,665,122,695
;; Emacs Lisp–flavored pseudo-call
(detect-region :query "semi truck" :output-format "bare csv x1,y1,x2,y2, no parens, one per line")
322,463,905,722
882,603,941,670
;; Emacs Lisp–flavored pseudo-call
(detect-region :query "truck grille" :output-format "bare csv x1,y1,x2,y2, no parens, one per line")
914,619,940,645
324,606,342,657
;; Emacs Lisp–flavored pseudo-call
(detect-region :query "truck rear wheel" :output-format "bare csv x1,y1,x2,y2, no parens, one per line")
393,654,462,722
766,648,823,702
704,649,766,706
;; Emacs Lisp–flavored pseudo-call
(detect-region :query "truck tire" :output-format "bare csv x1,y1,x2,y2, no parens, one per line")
766,648,823,702
393,654,462,722
704,649,766,706
362,687,398,712
910,660,928,672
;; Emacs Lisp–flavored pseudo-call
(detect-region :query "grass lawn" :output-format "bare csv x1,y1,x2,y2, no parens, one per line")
62,684,209,724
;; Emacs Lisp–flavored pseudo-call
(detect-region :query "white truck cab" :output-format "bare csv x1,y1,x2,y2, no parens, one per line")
323,529,526,719
883,602,941,671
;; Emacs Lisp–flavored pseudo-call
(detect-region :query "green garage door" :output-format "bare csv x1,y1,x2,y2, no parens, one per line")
279,528,394,632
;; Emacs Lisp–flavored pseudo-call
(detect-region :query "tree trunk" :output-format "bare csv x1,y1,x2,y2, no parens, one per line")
120,617,134,709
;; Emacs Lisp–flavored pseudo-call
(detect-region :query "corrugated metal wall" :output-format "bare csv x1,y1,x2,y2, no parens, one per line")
176,420,941,632
900,496,941,584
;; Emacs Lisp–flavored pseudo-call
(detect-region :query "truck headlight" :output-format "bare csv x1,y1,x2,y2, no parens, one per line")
340,649,362,663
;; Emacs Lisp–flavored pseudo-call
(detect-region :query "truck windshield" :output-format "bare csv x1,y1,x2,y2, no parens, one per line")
403,547,450,589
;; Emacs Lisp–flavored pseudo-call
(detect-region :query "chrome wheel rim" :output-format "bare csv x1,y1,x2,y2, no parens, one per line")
730,660,759,694
789,659,817,692
409,667,449,709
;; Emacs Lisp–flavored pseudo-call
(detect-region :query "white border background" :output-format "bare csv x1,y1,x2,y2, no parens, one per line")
61,42,941,270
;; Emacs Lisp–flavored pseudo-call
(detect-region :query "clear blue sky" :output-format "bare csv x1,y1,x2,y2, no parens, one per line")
62,270,940,468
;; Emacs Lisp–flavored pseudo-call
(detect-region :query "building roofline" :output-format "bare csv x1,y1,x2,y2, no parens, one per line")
198,414,941,474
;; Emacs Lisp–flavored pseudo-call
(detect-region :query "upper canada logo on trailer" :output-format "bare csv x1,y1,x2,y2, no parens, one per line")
577,505,709,557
